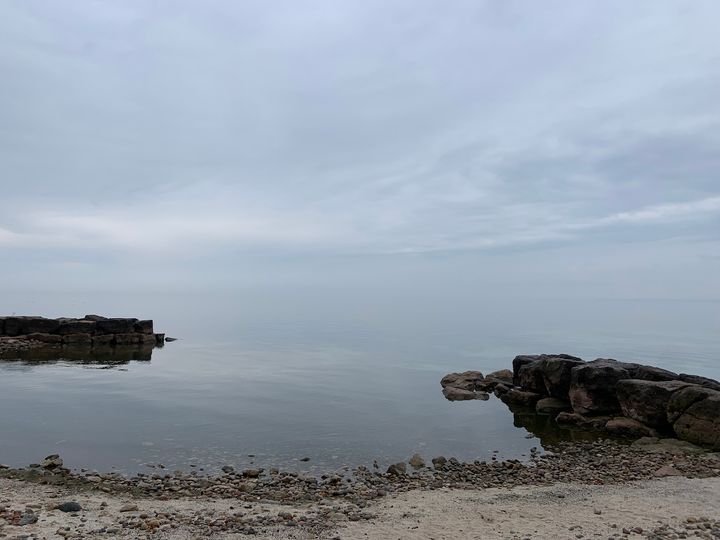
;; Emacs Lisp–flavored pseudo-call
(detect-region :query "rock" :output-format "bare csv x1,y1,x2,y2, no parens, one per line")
440,371,484,391
57,319,97,335
41,454,63,469
408,454,425,469
154,333,166,345
500,388,542,407
19,512,39,525
62,333,92,345
668,386,720,449
477,369,513,390
165,337,178,342
631,437,708,455
535,397,571,414
677,373,720,392
140,334,156,345
96,318,138,335
512,354,582,387
653,465,683,477
493,383,511,397
25,333,62,344
134,320,154,334
605,417,659,438
442,387,489,401
18,317,61,334
431,456,447,469
242,468,263,478
569,359,631,415
221,465,235,474
2,316,26,336
616,379,692,429
386,462,406,476
92,334,115,347
83,314,108,322
114,333,141,345
555,412,611,430
542,357,585,399
119,503,138,512
57,502,82,513
516,358,548,394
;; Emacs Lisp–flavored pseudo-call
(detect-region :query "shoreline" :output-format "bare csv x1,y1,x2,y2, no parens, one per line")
2,439,720,538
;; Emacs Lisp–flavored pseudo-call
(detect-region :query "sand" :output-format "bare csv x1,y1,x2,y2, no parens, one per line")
2,476,720,539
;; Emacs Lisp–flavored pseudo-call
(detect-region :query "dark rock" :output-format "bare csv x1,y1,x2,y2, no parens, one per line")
515,358,547,394
92,334,116,347
616,379,693,429
114,333,141,345
431,456,447,469
242,468,263,478
57,501,82,513
535,397,571,414
165,337,178,342
134,320,154,334
442,387,489,401
605,417,659,438
62,333,92,345
2,316,24,336
440,371,484,391
493,383,511,397
154,333,166,345
500,388,542,407
555,412,610,430
569,359,631,415
512,354,582,386
19,512,39,525
677,373,720,392
668,386,720,449
477,369,513,391
139,334,156,345
58,319,97,335
386,462,406,476
221,465,235,474
542,357,585,399
19,317,60,334
96,318,138,334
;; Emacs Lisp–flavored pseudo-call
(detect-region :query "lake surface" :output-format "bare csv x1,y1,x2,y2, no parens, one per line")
1,291,718,474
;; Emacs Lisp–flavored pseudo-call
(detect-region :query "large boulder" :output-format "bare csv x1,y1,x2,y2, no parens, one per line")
542,356,585,399
616,379,693,429
569,359,632,415
440,371,484,391
512,354,583,395
667,386,720,449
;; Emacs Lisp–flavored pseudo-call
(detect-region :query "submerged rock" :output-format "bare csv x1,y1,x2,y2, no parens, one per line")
442,387,489,401
605,417,659,438
535,397,571,414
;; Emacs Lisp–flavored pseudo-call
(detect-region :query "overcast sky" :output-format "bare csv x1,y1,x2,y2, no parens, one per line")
1,1,719,299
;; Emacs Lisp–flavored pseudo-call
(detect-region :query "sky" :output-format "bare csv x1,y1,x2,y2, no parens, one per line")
1,1,719,299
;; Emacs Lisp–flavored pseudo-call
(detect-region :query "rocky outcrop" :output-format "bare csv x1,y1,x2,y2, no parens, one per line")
440,371,484,391
0,315,166,349
444,352,720,451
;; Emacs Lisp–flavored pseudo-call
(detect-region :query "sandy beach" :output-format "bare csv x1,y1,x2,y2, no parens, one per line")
2,475,720,539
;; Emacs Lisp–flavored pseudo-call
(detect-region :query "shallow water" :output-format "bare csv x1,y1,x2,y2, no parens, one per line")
1,292,718,474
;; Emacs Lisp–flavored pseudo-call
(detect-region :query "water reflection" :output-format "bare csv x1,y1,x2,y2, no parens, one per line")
0,344,157,366
505,402,616,445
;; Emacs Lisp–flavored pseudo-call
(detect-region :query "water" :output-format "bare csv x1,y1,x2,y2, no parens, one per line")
1,291,718,474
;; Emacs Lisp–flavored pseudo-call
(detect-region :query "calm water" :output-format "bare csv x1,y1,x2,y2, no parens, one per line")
1,291,718,474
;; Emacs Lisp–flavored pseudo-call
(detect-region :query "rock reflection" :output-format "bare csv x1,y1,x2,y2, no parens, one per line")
505,401,608,445
0,344,156,367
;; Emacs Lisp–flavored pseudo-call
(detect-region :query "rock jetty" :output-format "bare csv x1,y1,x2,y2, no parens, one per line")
442,354,720,450
0,315,166,352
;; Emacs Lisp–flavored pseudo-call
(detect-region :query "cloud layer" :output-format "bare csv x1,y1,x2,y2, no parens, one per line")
1,1,719,295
